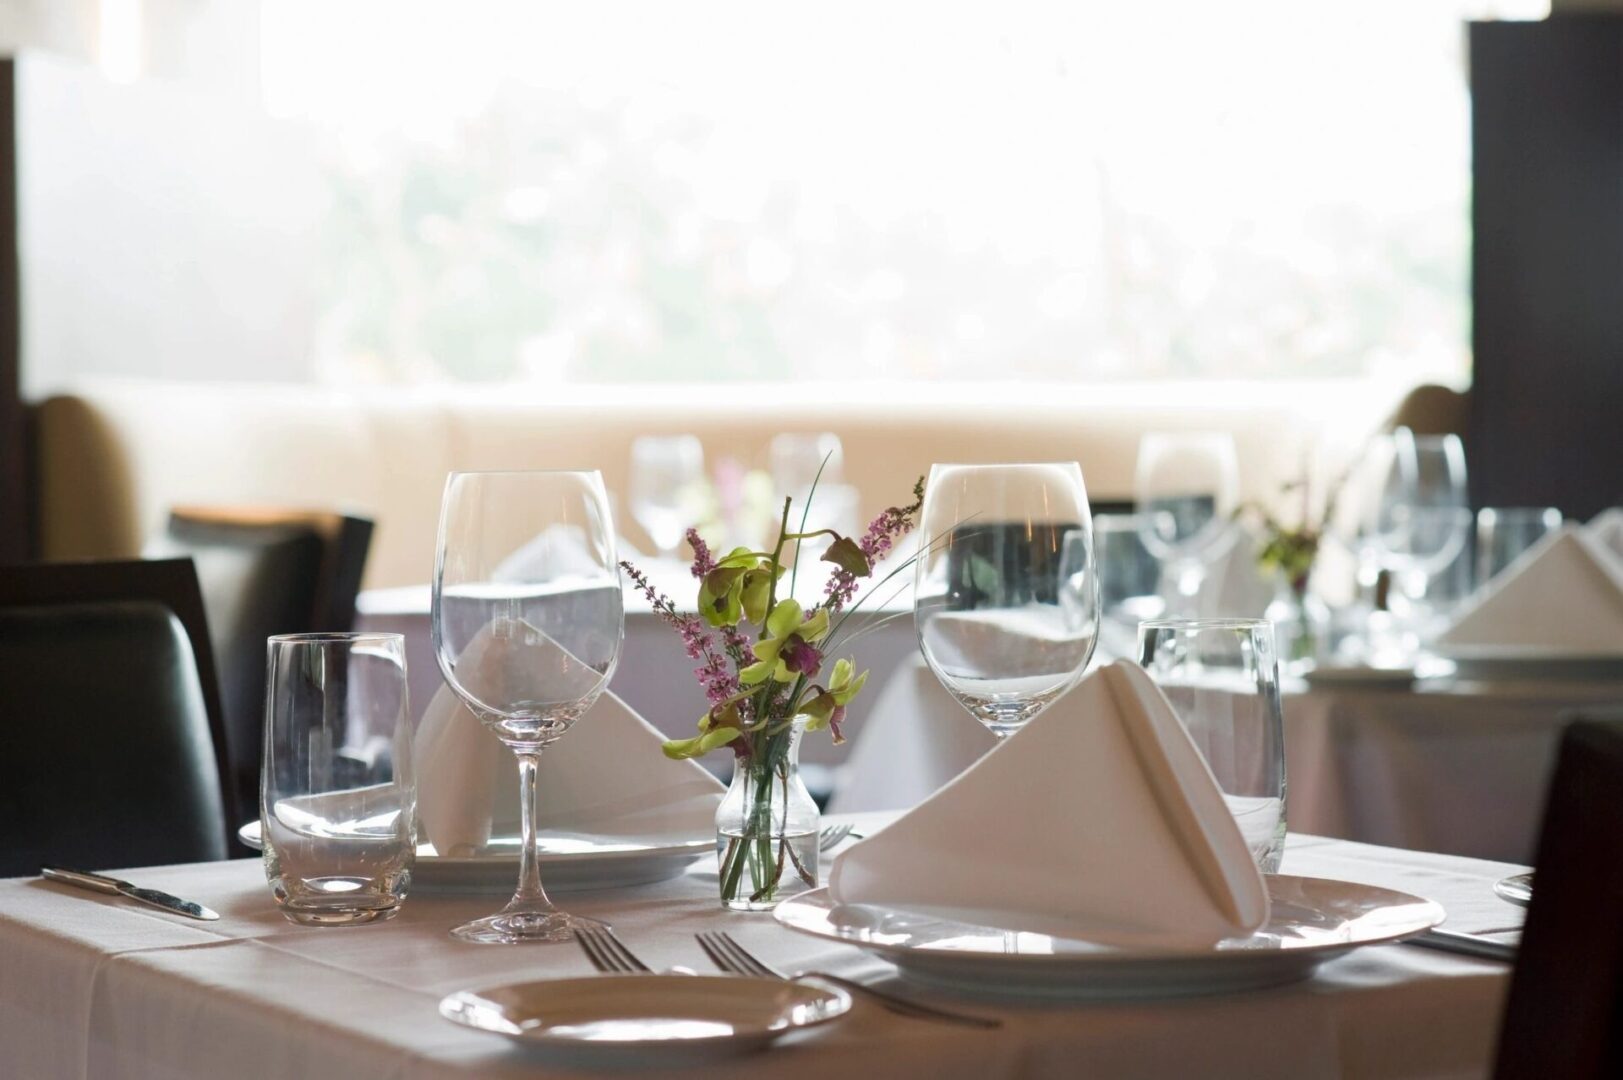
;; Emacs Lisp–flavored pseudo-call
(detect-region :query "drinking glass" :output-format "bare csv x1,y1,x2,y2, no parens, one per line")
914,462,1099,739
1137,618,1286,873
629,435,705,559
433,470,624,944
1477,507,1562,586
1134,433,1240,613
262,632,415,925
1377,430,1470,639
769,432,845,495
1094,513,1164,623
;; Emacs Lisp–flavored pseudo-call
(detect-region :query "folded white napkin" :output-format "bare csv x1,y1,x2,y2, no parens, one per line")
827,660,1269,948
1437,524,1623,654
1588,508,1623,564
415,627,721,855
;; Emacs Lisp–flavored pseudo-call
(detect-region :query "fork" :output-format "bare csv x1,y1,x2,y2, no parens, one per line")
576,927,651,973
817,824,854,852
695,930,1000,1029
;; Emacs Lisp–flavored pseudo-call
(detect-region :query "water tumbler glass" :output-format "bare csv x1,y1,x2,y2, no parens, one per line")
1137,618,1286,873
263,633,415,925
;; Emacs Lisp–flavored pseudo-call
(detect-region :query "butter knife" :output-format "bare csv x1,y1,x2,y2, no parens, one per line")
42,867,220,921
1406,927,1517,963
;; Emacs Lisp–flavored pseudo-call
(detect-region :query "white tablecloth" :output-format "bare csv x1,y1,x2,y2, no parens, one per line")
0,823,1523,1080
831,657,1623,864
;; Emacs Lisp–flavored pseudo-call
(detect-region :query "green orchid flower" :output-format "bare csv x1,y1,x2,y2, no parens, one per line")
664,701,746,760
739,599,830,685
800,658,868,743
697,548,783,627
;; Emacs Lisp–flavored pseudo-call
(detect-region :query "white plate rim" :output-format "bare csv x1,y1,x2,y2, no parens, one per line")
772,876,1444,968
438,973,852,1049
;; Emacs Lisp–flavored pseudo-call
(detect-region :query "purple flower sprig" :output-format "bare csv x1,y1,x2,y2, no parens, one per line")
621,560,741,711
686,527,716,578
824,478,926,612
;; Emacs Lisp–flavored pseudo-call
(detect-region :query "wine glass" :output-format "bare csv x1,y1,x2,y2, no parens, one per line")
432,470,624,944
1134,433,1240,614
1377,429,1469,642
629,435,705,560
913,463,1099,739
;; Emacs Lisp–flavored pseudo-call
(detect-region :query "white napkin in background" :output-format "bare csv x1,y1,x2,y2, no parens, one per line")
1437,524,1623,654
1588,508,1623,564
827,660,1269,948
415,625,721,856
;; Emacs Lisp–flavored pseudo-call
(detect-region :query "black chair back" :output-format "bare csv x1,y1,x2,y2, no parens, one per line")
148,508,373,826
0,560,232,875
1494,713,1623,1079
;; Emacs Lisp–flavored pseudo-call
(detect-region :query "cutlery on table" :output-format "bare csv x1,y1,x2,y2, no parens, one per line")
696,930,1000,1029
577,928,652,973
817,825,854,852
1405,927,1517,963
41,867,220,921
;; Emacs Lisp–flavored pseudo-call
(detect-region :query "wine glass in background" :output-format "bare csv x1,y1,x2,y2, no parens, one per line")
769,432,844,495
1476,507,1562,587
629,435,705,560
1377,429,1470,644
432,470,625,944
914,463,1099,739
1092,513,1164,656
1134,433,1240,614
1137,618,1286,873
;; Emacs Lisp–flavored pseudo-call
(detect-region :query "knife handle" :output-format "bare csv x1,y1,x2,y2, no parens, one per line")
42,867,127,895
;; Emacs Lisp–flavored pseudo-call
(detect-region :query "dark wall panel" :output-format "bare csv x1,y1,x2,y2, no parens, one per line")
1470,18,1623,518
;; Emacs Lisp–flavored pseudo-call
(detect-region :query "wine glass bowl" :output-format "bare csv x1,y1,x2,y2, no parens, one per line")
629,435,705,560
433,469,625,944
913,463,1099,739
1134,433,1240,612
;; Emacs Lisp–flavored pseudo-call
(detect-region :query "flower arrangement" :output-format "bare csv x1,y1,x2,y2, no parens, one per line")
622,472,925,908
1236,467,1350,670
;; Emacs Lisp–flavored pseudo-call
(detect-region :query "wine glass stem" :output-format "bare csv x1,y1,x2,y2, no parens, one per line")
512,750,554,910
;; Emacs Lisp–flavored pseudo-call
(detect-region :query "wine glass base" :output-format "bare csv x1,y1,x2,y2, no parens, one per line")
450,909,609,945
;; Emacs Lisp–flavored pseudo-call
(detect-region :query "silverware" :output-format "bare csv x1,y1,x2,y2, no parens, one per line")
1406,927,1517,963
695,930,1000,1029
41,867,220,921
817,824,853,852
577,928,652,973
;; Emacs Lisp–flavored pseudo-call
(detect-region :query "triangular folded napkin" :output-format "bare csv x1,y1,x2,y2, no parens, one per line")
1438,525,1623,654
827,660,1270,948
1588,508,1623,565
415,626,721,856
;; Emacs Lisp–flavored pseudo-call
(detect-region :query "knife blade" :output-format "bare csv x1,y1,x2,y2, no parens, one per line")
41,866,221,921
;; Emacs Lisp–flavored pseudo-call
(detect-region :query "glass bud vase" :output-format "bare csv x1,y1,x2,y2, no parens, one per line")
1266,574,1329,677
716,722,819,911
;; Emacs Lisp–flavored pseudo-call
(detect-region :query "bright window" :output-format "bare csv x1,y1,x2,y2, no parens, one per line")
261,1,1546,386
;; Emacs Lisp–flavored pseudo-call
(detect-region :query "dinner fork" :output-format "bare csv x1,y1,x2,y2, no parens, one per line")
576,927,651,973
817,824,854,852
695,930,1000,1029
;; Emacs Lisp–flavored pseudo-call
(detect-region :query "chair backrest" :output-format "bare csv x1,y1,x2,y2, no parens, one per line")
0,560,232,875
1493,713,1623,1079
147,507,373,825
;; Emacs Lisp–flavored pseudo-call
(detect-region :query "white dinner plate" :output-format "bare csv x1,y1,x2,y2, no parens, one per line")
1436,646,1623,681
439,974,850,1065
773,875,1444,1000
237,820,709,893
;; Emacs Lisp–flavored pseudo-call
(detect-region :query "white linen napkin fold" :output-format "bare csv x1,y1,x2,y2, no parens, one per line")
1588,508,1623,564
415,626,721,856
827,660,1269,948
1437,524,1623,654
